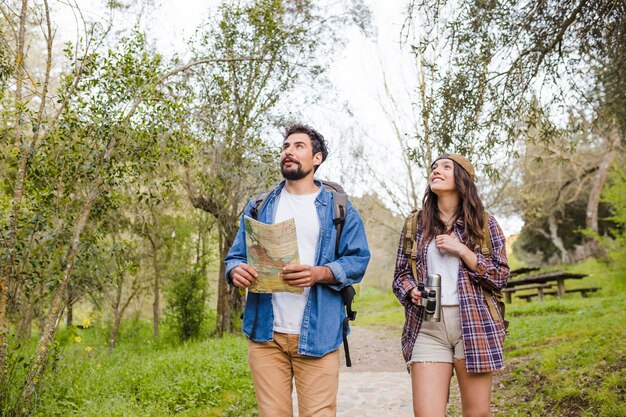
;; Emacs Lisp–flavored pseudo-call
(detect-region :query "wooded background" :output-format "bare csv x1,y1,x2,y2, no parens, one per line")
1,0,624,415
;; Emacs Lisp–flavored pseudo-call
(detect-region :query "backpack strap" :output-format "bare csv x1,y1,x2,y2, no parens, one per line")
341,285,356,367
479,212,509,333
480,212,492,256
402,209,421,286
320,181,358,368
319,180,347,254
250,191,271,220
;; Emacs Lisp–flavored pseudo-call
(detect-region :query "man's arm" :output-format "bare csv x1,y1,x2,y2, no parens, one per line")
224,200,255,286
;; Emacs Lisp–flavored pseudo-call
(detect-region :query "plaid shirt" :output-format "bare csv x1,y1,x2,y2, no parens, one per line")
392,214,510,373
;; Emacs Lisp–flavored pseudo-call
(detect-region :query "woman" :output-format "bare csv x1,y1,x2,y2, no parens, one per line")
392,154,509,417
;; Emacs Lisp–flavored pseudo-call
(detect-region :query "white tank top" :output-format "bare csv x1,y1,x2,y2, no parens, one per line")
427,237,461,306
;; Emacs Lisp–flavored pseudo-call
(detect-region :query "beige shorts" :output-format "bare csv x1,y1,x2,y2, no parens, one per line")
409,305,465,366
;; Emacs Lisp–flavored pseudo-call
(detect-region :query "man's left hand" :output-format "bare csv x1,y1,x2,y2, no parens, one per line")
281,265,336,286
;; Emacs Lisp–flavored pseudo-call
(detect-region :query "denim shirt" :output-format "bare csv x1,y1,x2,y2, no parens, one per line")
224,180,370,357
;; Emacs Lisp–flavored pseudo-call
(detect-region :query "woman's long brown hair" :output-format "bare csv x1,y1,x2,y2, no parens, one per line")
421,162,485,247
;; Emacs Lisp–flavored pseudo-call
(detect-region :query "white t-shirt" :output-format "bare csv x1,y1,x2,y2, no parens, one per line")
272,187,321,334
427,237,461,306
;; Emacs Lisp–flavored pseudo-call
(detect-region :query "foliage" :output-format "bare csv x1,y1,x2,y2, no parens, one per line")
165,270,208,342
591,164,626,268
407,0,626,145
1,19,190,411
406,0,626,249
11,323,256,417
601,166,626,230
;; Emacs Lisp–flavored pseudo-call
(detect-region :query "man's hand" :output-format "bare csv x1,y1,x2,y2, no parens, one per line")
230,264,258,289
281,265,336,287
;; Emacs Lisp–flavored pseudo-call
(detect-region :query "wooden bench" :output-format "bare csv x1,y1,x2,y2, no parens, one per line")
517,287,600,302
503,283,552,303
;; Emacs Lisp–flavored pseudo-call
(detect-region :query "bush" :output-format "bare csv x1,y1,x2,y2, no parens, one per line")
166,270,208,342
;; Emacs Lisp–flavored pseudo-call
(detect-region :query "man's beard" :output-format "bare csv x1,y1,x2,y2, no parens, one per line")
281,162,311,180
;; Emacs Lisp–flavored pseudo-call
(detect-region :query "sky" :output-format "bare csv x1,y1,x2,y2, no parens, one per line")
52,0,523,235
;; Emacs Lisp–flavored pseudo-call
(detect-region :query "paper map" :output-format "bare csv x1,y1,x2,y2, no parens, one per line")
244,215,302,294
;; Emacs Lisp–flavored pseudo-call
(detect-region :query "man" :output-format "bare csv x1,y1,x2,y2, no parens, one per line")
224,123,370,417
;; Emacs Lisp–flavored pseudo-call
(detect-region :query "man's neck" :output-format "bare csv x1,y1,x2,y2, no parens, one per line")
284,177,319,195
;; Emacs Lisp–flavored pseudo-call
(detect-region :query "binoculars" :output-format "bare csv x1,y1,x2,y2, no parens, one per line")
417,274,441,322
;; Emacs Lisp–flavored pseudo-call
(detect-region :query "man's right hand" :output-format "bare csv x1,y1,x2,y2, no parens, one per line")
231,264,259,289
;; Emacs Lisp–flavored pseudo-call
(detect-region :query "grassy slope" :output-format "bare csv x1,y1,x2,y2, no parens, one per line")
355,257,626,416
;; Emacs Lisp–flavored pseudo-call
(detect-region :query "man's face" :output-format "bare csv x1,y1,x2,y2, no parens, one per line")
280,132,322,181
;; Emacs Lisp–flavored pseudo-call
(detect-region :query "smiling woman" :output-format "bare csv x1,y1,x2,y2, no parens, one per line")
392,153,510,417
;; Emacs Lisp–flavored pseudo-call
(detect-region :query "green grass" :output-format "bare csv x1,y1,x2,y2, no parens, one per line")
354,286,404,332
8,322,256,417
357,258,626,416
497,258,626,416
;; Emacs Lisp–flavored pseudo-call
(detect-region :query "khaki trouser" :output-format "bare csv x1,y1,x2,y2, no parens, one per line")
248,332,340,417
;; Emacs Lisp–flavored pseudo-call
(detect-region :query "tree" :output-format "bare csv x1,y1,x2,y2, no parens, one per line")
1,17,188,408
407,0,626,237
1,0,100,404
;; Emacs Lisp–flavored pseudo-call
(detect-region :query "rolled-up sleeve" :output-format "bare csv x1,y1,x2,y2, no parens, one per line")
326,204,370,291
392,228,418,306
467,215,509,291
224,200,254,286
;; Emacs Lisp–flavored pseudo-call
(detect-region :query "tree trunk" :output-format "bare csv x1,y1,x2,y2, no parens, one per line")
21,190,97,404
16,302,34,342
586,138,617,233
152,246,160,340
66,302,73,327
109,271,125,349
216,229,244,336
1,1,31,396
109,310,123,349
585,131,620,256
216,234,232,336
548,214,568,263
66,283,74,326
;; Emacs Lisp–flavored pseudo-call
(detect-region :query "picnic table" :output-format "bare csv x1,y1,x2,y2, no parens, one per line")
509,267,540,277
504,270,591,301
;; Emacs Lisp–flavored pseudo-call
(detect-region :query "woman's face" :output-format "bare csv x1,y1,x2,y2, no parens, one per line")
429,158,456,194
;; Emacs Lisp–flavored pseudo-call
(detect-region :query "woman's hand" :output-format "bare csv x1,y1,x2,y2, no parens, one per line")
410,287,423,305
435,234,479,271
434,234,466,257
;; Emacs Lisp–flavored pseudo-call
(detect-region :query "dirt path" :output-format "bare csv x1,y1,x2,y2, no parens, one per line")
335,326,414,416
294,326,504,417
335,325,510,416
336,325,463,416
292,325,509,416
